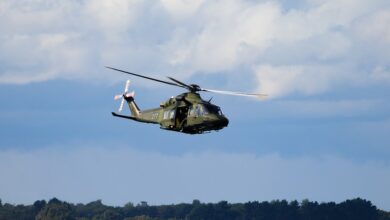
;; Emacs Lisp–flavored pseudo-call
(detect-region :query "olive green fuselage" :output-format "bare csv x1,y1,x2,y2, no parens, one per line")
119,92,229,134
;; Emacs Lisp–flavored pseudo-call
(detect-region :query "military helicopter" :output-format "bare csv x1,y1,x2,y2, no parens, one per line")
107,66,267,134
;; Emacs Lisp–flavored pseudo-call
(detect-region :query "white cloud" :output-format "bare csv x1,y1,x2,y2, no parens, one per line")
83,0,143,33
370,66,390,82
0,147,389,209
0,0,389,98
250,0,390,97
272,99,384,118
160,0,204,21
159,0,282,76
355,9,390,43
254,65,340,97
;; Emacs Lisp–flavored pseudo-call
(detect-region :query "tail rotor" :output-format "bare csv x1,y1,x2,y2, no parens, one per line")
114,79,132,112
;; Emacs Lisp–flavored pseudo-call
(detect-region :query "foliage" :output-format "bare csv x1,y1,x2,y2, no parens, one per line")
0,198,388,220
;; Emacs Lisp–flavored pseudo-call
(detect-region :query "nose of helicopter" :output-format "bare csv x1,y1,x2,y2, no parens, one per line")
220,116,229,127
214,115,229,129
198,114,229,132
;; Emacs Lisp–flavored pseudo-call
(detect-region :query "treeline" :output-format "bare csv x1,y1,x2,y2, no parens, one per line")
0,198,389,220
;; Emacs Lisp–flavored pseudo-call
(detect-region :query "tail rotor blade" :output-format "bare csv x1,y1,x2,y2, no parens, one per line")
124,79,131,93
115,79,131,112
114,94,123,100
118,98,125,112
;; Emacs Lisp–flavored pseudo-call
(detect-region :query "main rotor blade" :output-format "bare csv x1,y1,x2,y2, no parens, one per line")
201,88,268,99
167,77,193,91
106,66,186,89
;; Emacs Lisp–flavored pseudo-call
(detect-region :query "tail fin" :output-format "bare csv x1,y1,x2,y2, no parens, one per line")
124,92,141,117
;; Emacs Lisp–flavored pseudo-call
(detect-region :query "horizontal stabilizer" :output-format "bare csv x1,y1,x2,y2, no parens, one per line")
112,112,137,121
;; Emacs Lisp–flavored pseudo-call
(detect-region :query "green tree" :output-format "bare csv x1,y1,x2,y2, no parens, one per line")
138,201,148,207
33,200,47,212
74,199,107,219
192,199,201,206
36,198,75,220
125,202,134,209
338,198,378,220
186,203,215,220
124,215,157,220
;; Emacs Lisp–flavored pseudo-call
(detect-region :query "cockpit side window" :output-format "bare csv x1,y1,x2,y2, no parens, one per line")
189,105,196,116
189,104,224,116
199,105,208,115
189,104,209,116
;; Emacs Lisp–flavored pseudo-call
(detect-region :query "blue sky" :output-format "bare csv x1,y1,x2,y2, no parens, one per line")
1,0,390,210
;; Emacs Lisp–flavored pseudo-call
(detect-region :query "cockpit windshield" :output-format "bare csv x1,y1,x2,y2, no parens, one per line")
204,104,223,116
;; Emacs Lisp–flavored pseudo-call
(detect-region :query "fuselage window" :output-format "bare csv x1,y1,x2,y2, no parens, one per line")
163,110,175,120
169,110,175,119
163,111,169,119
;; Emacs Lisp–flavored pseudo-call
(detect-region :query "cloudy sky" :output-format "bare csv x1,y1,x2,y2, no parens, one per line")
1,0,390,210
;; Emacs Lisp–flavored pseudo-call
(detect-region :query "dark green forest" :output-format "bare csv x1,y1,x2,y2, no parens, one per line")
0,198,389,220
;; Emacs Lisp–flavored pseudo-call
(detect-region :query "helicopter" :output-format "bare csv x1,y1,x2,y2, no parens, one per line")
107,66,267,134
